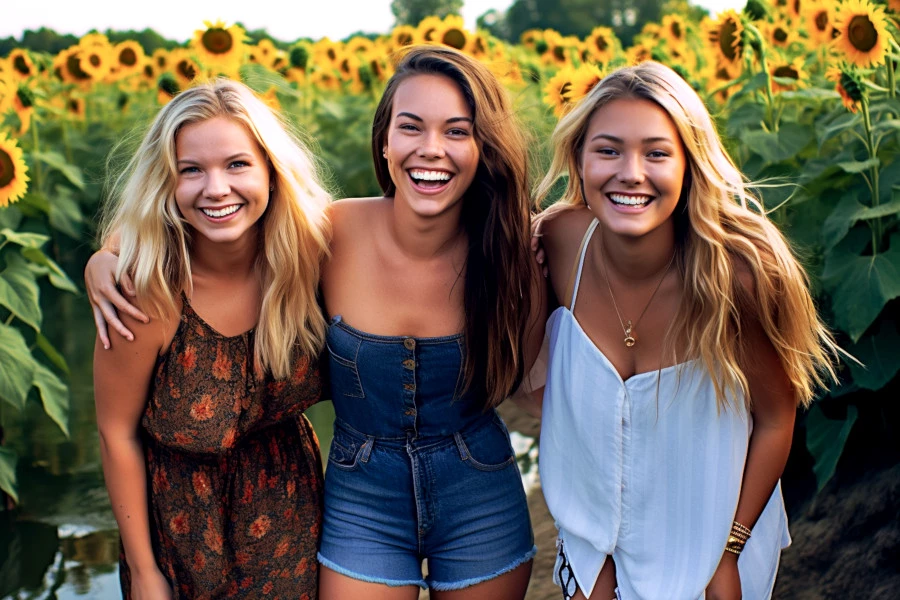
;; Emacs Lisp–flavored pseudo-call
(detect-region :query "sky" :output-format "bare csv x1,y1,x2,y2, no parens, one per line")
3,1,746,43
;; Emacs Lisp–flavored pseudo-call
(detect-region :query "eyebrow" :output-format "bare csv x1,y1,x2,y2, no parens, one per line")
589,133,674,144
176,152,254,165
396,111,473,124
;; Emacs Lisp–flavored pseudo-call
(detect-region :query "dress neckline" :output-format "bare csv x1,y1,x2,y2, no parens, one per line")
551,306,697,387
181,292,256,341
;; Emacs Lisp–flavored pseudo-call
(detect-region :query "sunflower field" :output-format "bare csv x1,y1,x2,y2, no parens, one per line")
0,0,898,520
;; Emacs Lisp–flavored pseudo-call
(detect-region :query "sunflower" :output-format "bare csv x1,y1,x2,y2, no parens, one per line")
543,66,577,117
567,64,605,105
804,3,836,45
157,73,180,105
769,54,807,91
415,16,445,44
660,15,689,50
826,64,864,112
705,11,745,75
55,47,93,85
583,26,619,64
432,15,471,52
311,38,342,68
192,20,246,72
248,38,279,68
12,86,34,134
79,32,110,48
391,25,417,50
0,78,13,114
625,42,654,65
346,36,375,56
773,0,803,20
308,68,342,92
832,0,890,67
153,48,170,71
8,49,36,80
168,49,203,89
112,41,145,79
66,95,86,120
0,133,29,207
78,43,114,82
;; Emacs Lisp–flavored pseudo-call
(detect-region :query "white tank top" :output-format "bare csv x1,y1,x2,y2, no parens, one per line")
539,218,790,599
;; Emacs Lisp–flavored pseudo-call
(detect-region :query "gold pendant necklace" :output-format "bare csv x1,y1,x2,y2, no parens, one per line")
600,246,675,348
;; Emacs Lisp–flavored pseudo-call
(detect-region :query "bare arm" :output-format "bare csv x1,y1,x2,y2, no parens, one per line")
707,306,796,599
93,310,171,598
85,239,148,349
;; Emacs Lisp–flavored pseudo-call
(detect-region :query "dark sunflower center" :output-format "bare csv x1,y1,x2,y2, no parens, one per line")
177,60,197,81
553,46,566,61
774,65,798,79
0,149,15,188
67,54,91,79
774,28,788,43
13,55,31,76
89,54,102,67
397,32,414,46
719,19,739,61
68,99,81,114
120,48,138,66
16,87,34,108
671,22,682,39
442,28,466,50
848,15,878,52
594,35,608,52
159,74,180,96
815,11,829,32
202,29,234,55
560,82,571,99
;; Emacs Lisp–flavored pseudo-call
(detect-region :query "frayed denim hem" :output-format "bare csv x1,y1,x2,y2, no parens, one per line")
317,553,428,589
427,544,537,591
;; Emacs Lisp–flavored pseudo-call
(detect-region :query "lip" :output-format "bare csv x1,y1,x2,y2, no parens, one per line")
406,168,455,195
606,192,654,212
199,204,243,221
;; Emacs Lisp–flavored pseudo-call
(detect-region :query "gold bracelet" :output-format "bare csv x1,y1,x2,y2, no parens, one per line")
732,521,752,538
725,535,747,555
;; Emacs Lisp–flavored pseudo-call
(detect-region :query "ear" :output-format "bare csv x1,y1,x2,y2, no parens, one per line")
382,147,387,158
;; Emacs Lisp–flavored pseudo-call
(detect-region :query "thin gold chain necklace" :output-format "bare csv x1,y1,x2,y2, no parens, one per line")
599,245,676,348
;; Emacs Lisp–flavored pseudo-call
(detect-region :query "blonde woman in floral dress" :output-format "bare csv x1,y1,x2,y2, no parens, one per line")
92,79,330,599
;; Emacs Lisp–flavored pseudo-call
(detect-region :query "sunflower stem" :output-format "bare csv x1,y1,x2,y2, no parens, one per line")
860,95,882,252
887,53,896,99
30,113,43,194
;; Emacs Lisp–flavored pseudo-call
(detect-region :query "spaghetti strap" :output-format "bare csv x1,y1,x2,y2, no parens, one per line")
569,218,599,311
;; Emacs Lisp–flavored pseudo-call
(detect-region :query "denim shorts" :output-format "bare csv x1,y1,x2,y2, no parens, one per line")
317,415,536,590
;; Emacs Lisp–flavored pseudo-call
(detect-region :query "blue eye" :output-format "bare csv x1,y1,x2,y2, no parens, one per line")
229,160,250,169
179,166,199,174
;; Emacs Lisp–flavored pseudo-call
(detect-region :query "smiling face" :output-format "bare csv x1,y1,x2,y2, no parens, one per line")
383,73,480,219
579,97,687,240
174,116,271,247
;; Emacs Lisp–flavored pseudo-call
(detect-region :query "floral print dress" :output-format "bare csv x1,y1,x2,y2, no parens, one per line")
119,297,324,600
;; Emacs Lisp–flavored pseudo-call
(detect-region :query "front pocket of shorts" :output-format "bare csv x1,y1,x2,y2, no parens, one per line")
455,425,516,472
327,430,366,471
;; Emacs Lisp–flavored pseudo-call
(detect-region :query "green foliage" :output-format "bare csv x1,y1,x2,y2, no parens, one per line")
806,403,858,493
503,0,664,44
391,0,464,26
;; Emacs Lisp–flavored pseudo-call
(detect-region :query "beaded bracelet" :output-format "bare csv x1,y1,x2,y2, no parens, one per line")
724,520,752,555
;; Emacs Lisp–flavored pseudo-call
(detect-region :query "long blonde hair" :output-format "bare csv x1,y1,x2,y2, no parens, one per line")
102,78,331,378
536,61,839,409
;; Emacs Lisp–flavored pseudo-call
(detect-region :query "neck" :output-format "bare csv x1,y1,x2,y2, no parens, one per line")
189,228,260,280
388,195,467,260
598,225,677,283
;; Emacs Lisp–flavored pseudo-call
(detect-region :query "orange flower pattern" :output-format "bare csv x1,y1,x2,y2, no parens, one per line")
119,299,324,599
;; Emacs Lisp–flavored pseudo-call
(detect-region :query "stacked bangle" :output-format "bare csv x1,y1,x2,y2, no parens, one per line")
724,520,752,555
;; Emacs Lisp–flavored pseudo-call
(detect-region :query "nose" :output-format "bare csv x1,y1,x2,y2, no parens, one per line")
617,153,645,185
204,169,230,199
417,130,445,159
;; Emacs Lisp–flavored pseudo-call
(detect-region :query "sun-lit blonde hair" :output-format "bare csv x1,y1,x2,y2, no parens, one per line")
102,78,331,378
535,61,839,410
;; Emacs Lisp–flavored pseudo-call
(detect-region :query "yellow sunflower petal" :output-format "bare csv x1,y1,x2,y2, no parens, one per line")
0,133,30,207
832,0,890,68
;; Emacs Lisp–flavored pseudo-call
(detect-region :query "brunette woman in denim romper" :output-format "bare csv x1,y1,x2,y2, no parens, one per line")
318,46,545,599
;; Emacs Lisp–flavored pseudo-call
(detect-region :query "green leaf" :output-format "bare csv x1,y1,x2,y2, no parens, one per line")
725,102,766,137
873,119,900,133
836,157,880,173
0,228,49,249
0,253,42,330
0,206,23,230
48,185,85,240
740,123,814,163
822,237,900,341
817,111,862,148
20,247,79,293
0,324,37,410
822,193,900,251
806,403,858,492
0,447,18,506
31,150,85,190
33,363,70,437
36,332,69,374
845,322,900,391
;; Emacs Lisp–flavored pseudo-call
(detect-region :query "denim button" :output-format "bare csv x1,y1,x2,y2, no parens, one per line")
403,383,416,391
402,359,415,370
404,408,417,416
403,338,416,350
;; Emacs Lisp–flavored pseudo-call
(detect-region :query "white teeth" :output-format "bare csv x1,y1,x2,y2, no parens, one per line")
201,205,241,218
609,193,651,206
409,169,452,182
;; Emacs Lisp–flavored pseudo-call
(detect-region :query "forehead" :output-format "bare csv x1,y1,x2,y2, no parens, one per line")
391,74,471,118
585,97,680,141
175,116,263,156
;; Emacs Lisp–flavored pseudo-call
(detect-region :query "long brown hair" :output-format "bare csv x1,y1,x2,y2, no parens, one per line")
372,45,537,408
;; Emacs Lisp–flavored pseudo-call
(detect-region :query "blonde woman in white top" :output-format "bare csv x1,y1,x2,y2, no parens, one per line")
532,62,840,600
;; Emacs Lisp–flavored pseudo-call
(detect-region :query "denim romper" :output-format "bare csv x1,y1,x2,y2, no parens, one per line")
317,316,536,590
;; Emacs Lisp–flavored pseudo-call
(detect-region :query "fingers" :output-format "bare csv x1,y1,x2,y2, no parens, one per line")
100,296,135,343
530,235,548,278
120,271,137,297
92,304,111,350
